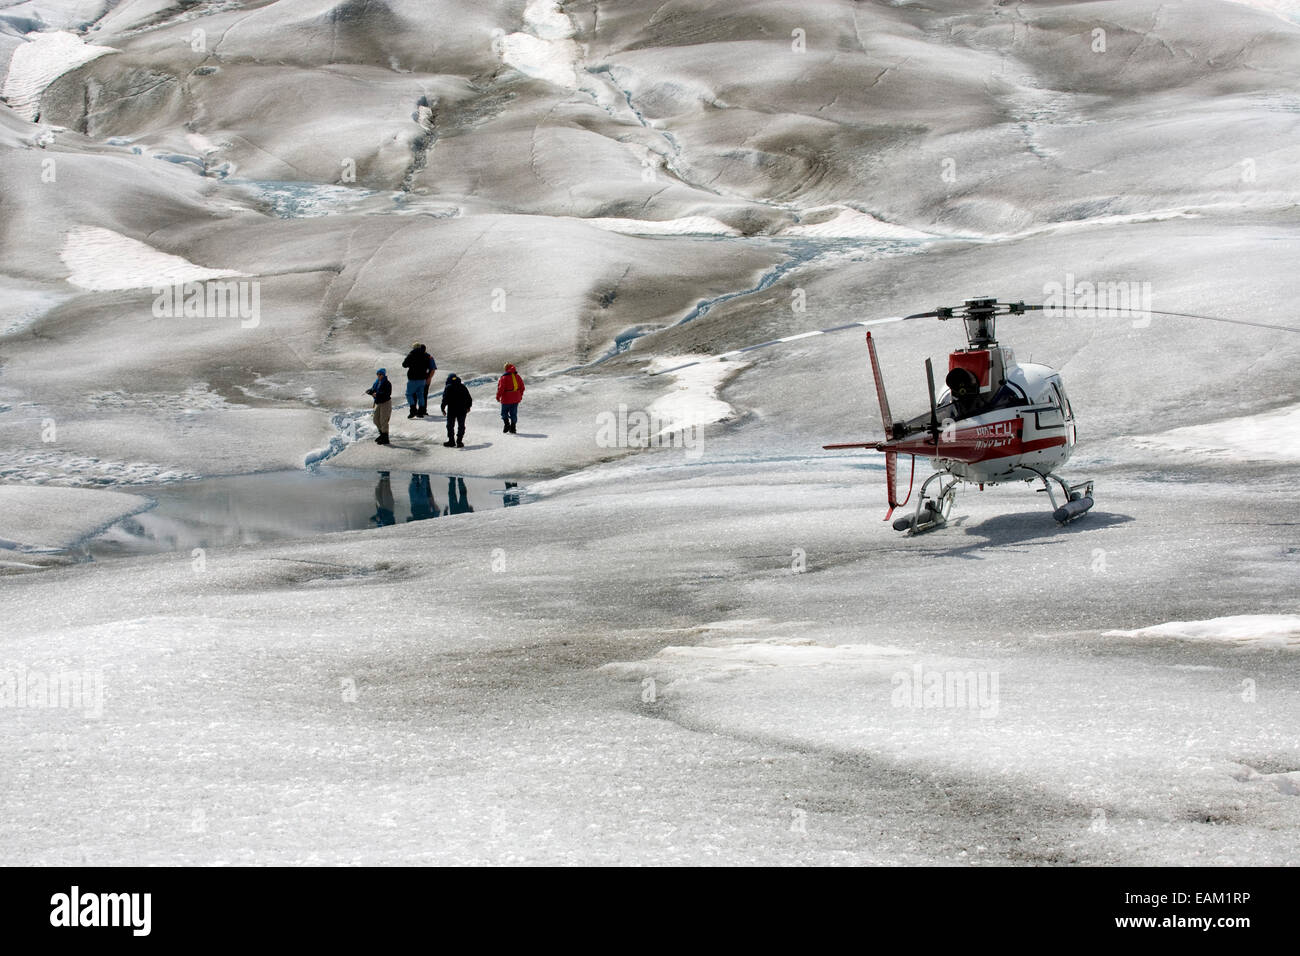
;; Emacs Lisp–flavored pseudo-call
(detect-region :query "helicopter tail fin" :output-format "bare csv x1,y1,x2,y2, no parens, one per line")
866,332,893,434
866,332,903,519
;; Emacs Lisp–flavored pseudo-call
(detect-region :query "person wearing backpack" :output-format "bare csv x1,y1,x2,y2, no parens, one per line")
496,363,524,434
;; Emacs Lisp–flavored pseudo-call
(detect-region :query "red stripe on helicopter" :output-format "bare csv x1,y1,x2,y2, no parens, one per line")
883,418,1067,463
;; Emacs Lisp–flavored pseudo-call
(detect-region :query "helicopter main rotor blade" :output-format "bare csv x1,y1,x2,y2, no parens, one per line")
649,315,912,376
649,300,1298,379
1017,304,1300,333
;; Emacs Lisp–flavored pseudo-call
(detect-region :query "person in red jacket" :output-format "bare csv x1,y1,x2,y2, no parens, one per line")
496,363,525,434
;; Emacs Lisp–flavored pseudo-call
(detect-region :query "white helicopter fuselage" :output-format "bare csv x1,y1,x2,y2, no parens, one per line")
932,357,1078,485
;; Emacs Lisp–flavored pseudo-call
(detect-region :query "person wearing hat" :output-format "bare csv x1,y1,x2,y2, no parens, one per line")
365,368,392,445
402,342,436,418
496,362,525,433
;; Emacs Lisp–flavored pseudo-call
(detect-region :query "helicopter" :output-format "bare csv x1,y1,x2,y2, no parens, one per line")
653,295,1299,535
824,297,1089,533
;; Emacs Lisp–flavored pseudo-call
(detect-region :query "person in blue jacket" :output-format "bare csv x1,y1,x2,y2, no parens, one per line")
365,368,392,444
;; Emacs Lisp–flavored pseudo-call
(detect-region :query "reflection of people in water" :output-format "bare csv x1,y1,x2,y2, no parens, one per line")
445,476,474,516
371,471,396,526
503,481,520,508
408,473,437,521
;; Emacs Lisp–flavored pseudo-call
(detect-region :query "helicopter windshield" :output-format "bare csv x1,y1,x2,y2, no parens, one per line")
943,379,1027,420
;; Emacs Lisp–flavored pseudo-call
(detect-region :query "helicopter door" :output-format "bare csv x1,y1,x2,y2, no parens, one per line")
1032,382,1066,431
1052,381,1074,422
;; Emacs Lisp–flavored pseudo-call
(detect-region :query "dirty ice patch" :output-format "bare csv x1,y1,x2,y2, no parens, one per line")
645,355,745,442
60,226,248,291
1131,403,1300,464
1,31,114,122
0,484,150,551
781,205,932,240
1104,615,1300,650
578,216,741,237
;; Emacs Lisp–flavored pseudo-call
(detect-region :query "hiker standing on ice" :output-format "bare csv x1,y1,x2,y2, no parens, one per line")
496,363,525,433
402,342,436,418
440,373,472,448
365,368,392,445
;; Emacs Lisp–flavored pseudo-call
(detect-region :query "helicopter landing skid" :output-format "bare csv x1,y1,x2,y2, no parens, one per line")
1030,469,1095,524
892,472,958,534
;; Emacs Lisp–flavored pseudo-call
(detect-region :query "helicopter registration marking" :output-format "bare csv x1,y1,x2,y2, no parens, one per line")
964,420,1020,451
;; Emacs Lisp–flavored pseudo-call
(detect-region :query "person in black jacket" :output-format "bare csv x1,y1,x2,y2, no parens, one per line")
401,342,436,418
365,368,392,445
440,373,472,448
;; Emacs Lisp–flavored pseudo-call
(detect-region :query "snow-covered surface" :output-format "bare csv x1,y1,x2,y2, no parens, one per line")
0,0,1298,865
578,216,741,237
600,634,909,682
1,30,113,121
645,356,741,439
1105,615,1300,650
781,206,933,240
522,0,575,41
500,32,580,89
1131,403,1300,463
60,226,248,291
501,1,581,89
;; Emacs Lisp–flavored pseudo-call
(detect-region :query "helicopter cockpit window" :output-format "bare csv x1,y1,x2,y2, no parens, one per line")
941,375,1026,417
987,381,1028,411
